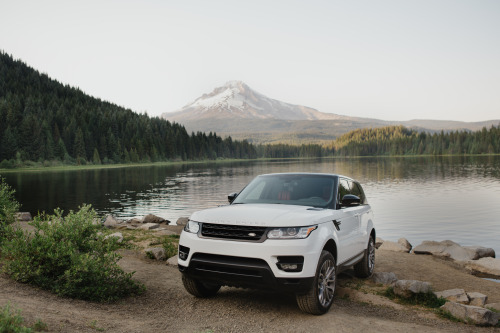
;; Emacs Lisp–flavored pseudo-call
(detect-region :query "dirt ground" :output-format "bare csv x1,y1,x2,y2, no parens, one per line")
1,247,500,333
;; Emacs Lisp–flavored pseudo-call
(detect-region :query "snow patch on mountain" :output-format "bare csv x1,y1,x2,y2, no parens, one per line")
163,81,347,122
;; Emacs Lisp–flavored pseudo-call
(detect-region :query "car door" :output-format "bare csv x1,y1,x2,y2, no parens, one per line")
349,181,372,251
334,178,361,265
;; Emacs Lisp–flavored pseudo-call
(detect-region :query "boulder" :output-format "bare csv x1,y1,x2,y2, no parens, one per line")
434,289,469,304
143,214,170,224
463,246,496,259
371,272,397,285
145,247,166,261
467,292,488,307
465,257,500,278
104,232,124,243
16,212,32,221
139,223,160,230
103,215,123,228
413,240,495,261
374,237,384,249
379,240,410,253
398,238,412,252
154,229,178,236
441,302,499,326
126,218,143,224
393,280,432,298
176,217,189,226
167,255,178,266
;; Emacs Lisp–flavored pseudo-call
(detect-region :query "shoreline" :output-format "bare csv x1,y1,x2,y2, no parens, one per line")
2,153,499,174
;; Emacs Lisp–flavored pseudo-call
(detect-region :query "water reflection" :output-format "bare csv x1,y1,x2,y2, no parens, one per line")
3,156,500,254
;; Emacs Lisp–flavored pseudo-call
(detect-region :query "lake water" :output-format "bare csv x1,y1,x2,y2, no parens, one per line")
3,156,500,254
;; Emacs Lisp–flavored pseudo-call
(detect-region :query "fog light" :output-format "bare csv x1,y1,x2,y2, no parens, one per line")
276,256,304,272
280,263,298,271
178,245,190,261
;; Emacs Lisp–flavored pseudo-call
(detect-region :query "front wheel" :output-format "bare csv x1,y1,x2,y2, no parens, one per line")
354,237,375,278
182,274,221,298
296,250,336,315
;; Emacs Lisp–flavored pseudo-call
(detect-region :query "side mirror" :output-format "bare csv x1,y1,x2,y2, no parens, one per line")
228,192,238,204
342,194,361,207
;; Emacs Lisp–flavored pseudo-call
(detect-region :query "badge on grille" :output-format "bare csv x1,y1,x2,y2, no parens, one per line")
248,232,256,237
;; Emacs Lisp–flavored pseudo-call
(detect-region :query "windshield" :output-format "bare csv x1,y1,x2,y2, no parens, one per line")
232,174,336,208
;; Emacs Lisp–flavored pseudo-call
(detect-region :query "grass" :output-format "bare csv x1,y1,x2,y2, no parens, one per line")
0,302,48,332
382,287,446,308
0,157,262,173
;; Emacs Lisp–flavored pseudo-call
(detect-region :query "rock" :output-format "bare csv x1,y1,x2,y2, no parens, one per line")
434,289,469,304
467,292,487,307
441,302,499,326
139,223,160,230
465,257,500,278
176,217,189,226
463,246,496,259
145,247,166,261
126,225,138,230
413,240,495,261
143,214,169,224
486,303,500,311
16,212,32,221
103,215,123,228
371,272,397,285
126,218,143,224
154,229,178,236
398,238,412,252
393,280,432,298
167,255,178,266
104,232,124,243
379,240,410,253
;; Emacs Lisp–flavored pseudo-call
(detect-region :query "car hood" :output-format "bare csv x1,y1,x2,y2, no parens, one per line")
189,203,337,227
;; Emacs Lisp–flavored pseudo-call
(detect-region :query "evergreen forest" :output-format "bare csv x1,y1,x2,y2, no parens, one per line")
1,51,499,169
0,52,256,168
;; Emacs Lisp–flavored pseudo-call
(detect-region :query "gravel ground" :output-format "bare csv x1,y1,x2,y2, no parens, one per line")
1,248,499,332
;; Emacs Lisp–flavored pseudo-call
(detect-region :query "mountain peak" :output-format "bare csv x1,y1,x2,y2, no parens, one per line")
164,81,343,122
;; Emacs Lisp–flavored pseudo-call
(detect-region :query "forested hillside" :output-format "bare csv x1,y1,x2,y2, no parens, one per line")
0,52,256,168
328,125,500,156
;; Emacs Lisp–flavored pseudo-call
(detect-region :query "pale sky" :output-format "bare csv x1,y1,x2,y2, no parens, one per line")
1,0,499,122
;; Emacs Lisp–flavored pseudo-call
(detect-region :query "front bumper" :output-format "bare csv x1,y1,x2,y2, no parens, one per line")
178,230,324,292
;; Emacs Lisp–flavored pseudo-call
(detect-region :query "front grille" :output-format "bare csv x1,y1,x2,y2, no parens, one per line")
201,223,267,241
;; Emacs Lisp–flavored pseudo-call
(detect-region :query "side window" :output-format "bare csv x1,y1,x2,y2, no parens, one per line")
337,178,350,208
350,182,367,204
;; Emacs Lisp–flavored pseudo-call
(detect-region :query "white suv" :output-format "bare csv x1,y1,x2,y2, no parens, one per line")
178,173,375,315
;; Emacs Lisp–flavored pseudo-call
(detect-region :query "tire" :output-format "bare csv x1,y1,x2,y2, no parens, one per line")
354,236,375,278
182,274,221,298
296,250,336,315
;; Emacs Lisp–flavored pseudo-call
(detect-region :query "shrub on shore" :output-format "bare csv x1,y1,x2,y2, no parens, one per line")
1,205,145,302
0,176,20,243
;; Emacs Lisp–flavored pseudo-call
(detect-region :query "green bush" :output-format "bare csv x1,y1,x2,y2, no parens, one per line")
0,303,32,333
1,205,145,302
0,176,20,242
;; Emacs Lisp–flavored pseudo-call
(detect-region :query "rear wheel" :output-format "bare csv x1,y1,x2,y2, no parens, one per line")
296,250,336,315
354,237,375,278
182,274,221,298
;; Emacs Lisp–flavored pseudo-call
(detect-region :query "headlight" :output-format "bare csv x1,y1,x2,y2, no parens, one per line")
267,225,317,239
184,220,200,234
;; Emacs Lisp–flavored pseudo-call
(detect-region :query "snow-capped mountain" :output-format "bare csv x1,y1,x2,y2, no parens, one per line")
162,81,500,144
163,81,348,121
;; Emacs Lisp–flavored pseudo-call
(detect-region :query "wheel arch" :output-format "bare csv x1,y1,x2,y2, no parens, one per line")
322,239,337,263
